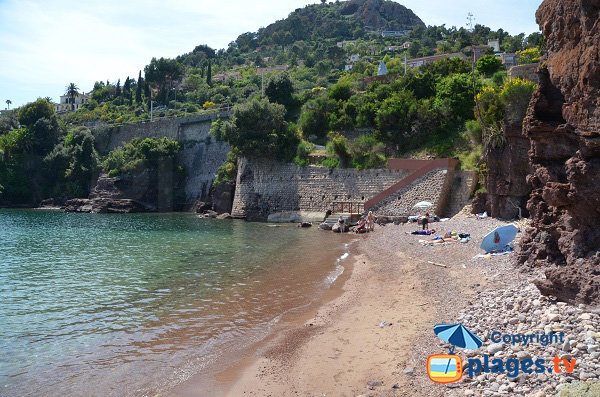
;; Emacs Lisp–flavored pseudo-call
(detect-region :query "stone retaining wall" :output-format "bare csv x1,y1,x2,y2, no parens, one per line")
231,158,410,220
370,169,450,216
92,113,230,204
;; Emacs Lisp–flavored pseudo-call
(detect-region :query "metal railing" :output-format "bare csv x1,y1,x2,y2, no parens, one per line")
331,201,365,215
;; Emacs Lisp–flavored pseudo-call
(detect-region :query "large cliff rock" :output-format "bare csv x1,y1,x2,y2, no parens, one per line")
518,0,600,305
484,121,532,219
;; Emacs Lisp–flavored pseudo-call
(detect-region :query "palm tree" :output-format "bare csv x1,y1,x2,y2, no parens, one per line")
5,99,11,109
65,83,79,110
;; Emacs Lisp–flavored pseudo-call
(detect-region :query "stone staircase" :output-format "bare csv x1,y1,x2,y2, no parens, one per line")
443,171,478,217
323,213,360,227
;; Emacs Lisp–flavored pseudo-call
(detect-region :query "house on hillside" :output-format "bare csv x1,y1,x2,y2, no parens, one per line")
405,53,468,68
488,39,500,52
55,92,91,113
497,53,518,68
381,30,410,38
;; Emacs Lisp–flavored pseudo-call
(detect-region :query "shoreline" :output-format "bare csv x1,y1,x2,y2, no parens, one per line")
181,210,599,397
161,211,494,396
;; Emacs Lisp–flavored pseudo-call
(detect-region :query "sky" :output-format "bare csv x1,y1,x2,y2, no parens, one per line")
0,0,542,108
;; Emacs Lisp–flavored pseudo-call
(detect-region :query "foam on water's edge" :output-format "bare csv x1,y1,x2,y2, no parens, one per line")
324,248,351,285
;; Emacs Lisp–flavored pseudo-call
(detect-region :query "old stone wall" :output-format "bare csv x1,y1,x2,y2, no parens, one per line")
371,169,450,216
231,158,410,220
92,113,230,204
508,63,540,83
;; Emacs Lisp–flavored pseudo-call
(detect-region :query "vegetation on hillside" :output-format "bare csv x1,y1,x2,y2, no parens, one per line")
1,0,543,204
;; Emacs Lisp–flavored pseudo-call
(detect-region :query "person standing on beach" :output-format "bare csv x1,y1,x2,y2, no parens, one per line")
367,211,376,232
422,212,429,230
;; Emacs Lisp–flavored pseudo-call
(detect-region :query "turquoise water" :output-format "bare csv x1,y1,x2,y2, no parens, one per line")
0,210,350,397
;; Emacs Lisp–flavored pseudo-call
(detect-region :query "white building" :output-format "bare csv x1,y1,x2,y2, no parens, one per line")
56,92,90,113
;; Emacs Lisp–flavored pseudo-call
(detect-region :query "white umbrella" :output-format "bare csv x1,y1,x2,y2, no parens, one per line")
413,201,433,209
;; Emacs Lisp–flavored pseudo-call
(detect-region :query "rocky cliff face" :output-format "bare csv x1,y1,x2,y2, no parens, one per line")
483,121,532,219
518,0,600,304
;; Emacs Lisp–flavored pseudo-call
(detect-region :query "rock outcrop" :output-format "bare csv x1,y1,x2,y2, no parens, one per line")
484,121,532,219
518,0,600,304
63,174,155,213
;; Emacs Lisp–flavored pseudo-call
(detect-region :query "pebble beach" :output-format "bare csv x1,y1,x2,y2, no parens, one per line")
220,207,599,397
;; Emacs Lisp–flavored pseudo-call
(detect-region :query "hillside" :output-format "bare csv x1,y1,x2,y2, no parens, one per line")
0,0,544,207
250,0,424,45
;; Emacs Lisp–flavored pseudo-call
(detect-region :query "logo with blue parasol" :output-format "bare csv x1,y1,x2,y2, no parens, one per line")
427,323,483,383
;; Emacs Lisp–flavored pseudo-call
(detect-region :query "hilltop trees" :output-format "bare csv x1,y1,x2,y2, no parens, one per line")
213,98,299,161
144,57,184,104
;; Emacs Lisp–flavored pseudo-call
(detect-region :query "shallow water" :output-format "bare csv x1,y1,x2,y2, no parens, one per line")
0,210,350,397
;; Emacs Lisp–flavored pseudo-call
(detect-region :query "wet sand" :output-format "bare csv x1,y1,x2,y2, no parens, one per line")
170,211,514,396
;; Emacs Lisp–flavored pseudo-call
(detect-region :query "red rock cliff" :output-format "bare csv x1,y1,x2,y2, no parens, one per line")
518,0,600,304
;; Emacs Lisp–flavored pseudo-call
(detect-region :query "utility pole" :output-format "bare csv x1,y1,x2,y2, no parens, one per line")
466,12,475,32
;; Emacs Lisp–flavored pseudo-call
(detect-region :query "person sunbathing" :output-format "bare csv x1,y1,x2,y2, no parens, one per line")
410,228,436,235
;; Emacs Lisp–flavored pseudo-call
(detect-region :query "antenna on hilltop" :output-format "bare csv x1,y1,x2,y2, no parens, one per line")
466,12,475,31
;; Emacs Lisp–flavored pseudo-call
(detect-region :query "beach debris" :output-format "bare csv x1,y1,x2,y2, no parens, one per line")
392,383,401,389
378,320,393,328
476,211,488,219
403,367,415,376
298,222,312,228
319,222,332,231
427,261,448,268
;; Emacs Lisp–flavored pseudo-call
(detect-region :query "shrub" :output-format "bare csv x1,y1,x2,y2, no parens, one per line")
102,137,181,176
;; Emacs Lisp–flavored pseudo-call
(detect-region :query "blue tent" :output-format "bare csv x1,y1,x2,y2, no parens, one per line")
434,323,482,350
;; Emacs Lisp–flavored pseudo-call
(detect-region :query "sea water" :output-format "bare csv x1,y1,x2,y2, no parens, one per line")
0,210,350,397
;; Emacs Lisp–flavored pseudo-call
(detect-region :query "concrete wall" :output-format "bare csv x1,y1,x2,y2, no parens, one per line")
508,63,540,83
93,113,230,204
371,169,450,216
231,158,410,220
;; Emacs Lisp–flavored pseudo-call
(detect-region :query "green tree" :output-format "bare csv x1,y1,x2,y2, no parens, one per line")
434,73,476,121
115,79,122,100
375,90,418,146
328,79,353,102
206,59,212,86
516,48,541,65
299,95,336,141
18,98,55,127
65,83,79,110
144,57,184,103
265,72,295,108
123,77,132,105
5,99,11,110
476,55,502,76
44,127,99,197
136,70,143,104
216,98,299,160
102,137,181,177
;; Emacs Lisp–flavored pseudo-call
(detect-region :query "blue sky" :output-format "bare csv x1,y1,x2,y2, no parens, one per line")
0,0,542,108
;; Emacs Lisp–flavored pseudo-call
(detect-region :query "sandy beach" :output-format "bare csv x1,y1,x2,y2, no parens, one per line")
169,209,599,397
217,210,500,396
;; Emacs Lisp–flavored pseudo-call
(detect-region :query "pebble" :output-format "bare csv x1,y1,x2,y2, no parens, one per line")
443,267,599,397
367,380,383,387
487,343,503,354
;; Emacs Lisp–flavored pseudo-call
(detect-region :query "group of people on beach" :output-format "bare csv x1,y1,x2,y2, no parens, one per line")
349,211,376,233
